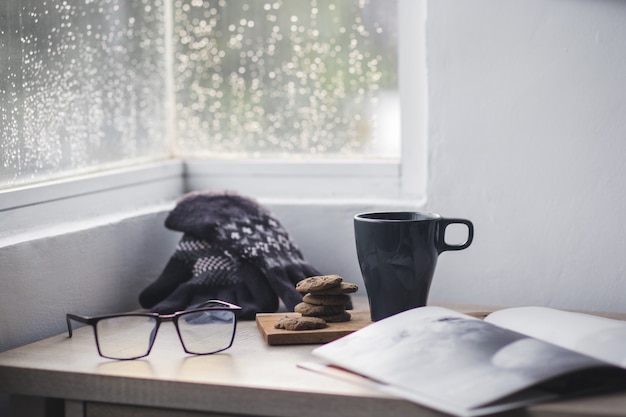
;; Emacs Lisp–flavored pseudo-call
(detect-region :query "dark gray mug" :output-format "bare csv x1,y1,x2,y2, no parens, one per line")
354,212,474,321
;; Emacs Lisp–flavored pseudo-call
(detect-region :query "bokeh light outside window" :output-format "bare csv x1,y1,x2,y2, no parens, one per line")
0,0,399,189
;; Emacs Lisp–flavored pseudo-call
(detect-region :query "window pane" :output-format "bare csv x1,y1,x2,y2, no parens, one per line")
0,0,169,190
173,0,399,159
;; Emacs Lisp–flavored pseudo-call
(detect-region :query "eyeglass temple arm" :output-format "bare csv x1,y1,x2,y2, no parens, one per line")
194,299,242,310
66,313,91,338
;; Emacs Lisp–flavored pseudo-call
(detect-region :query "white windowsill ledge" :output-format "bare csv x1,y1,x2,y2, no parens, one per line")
0,158,425,246
0,160,185,244
184,158,426,204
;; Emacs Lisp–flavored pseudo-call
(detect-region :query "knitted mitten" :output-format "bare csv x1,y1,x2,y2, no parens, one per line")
164,191,320,311
139,234,278,317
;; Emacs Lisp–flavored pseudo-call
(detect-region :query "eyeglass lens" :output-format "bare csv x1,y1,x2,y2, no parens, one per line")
176,310,236,354
95,315,158,360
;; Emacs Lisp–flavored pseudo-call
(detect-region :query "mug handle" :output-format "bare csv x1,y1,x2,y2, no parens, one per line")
437,218,474,253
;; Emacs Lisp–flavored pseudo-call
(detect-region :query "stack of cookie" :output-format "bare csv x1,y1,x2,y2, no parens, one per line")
274,274,359,331
294,274,357,323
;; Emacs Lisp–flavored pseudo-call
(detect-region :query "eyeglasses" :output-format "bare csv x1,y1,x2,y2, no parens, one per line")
66,300,241,360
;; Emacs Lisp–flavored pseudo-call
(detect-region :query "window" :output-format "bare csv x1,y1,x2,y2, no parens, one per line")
1,0,169,190
1,0,425,203
177,0,426,201
173,0,399,159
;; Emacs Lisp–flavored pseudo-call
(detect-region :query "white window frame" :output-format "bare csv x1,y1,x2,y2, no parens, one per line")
0,159,185,244
182,0,427,204
0,0,427,240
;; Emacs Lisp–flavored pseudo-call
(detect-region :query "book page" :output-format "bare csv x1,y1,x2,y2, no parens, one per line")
312,306,609,416
485,307,626,368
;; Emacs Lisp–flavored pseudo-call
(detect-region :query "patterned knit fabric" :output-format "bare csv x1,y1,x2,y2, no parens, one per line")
164,191,320,311
139,234,242,314
174,235,240,288
217,210,307,269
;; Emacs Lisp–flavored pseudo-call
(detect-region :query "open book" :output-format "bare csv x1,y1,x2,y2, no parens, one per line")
303,306,626,417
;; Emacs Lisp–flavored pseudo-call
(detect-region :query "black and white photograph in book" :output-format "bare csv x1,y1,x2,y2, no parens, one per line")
308,306,626,417
361,314,606,407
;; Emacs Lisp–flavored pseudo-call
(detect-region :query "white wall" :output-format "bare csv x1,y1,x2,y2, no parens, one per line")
423,0,626,311
0,213,179,352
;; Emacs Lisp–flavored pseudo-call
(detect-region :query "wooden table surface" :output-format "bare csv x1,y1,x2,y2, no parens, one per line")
1,301,626,417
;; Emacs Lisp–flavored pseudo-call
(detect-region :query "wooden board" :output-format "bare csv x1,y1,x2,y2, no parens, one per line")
256,310,373,345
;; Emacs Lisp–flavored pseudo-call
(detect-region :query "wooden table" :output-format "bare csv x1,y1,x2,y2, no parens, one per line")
1,303,626,417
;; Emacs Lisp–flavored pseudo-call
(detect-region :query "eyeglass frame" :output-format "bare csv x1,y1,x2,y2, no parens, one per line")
66,299,242,360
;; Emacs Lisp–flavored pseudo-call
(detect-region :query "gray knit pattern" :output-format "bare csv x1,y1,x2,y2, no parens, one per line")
217,213,307,270
173,235,240,287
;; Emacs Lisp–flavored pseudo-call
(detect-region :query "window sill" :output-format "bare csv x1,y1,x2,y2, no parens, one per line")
0,160,184,244
184,158,426,203
0,157,425,246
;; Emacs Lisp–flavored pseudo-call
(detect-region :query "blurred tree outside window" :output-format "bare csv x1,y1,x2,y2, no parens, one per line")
173,0,399,159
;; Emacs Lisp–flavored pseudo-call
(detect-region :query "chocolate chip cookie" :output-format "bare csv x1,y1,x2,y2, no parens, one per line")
274,316,328,331
311,282,359,295
319,311,352,323
296,275,343,293
294,302,347,316
303,293,351,306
